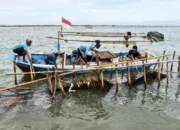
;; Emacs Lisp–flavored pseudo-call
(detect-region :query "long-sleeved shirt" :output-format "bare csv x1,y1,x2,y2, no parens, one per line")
78,43,96,55
44,53,57,68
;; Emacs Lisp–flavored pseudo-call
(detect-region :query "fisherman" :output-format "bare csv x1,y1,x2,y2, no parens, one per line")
77,40,101,61
44,52,62,69
127,45,141,59
13,39,32,63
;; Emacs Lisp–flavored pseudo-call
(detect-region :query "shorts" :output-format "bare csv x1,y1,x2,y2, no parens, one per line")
77,48,86,58
13,47,24,56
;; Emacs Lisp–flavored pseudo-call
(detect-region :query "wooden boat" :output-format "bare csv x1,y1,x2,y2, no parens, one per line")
6,50,158,74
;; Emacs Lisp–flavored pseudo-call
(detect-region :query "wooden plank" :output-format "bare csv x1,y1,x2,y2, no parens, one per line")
46,37,151,44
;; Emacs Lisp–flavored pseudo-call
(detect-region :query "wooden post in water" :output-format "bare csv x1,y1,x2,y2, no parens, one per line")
13,61,17,85
62,56,64,72
96,54,100,66
29,63,34,81
47,72,53,96
110,68,113,79
127,63,132,89
166,57,169,86
158,62,161,88
73,63,75,79
57,75,66,96
100,70,104,88
178,56,180,75
143,60,147,89
145,52,148,72
170,51,176,72
121,56,124,79
115,64,118,92
161,50,166,71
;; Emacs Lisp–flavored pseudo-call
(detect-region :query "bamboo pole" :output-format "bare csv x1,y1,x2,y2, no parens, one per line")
121,55,124,79
131,55,139,74
178,56,180,75
170,51,176,72
166,57,169,86
47,72,53,96
0,78,48,92
46,37,151,44
73,61,75,79
96,54,100,66
115,64,118,92
62,33,146,37
6,71,65,75
61,31,146,35
110,68,113,79
13,61,17,85
158,62,161,87
58,32,59,50
57,75,66,96
143,60,147,89
29,63,34,81
127,63,132,89
151,57,161,74
62,56,64,72
100,70,104,88
161,50,166,71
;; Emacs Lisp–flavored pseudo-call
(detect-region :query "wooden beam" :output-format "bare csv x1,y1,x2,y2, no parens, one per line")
46,37,151,44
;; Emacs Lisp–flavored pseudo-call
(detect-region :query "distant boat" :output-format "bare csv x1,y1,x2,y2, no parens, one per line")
85,25,93,29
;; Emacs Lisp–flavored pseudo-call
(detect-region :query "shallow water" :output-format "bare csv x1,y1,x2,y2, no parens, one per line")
0,26,180,130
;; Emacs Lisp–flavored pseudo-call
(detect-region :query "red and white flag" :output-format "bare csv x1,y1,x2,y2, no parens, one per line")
62,17,72,29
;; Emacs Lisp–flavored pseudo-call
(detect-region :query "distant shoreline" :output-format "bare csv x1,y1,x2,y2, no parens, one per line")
0,25,180,27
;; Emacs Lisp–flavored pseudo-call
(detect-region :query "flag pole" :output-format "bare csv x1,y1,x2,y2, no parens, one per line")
61,18,66,67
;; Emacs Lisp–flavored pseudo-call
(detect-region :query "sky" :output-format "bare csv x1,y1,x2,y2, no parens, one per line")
0,0,180,25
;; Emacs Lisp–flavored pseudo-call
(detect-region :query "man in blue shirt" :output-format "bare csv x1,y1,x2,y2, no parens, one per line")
13,39,32,63
44,52,63,69
78,40,101,59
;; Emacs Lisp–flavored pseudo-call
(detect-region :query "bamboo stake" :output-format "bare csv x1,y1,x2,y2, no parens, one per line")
161,50,166,71
121,55,124,79
115,64,118,92
96,54,100,66
13,61,17,85
100,70,104,88
47,72,53,96
170,51,176,72
178,56,180,75
62,56,64,72
166,57,169,86
6,71,65,75
0,78,48,92
57,75,66,96
131,55,139,74
158,62,161,88
73,61,75,79
58,31,60,51
145,53,148,73
143,60,147,89
151,57,161,74
110,68,113,79
29,63,34,81
127,63,132,89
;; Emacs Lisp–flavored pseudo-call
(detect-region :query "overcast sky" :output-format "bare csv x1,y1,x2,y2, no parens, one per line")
0,0,179,25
